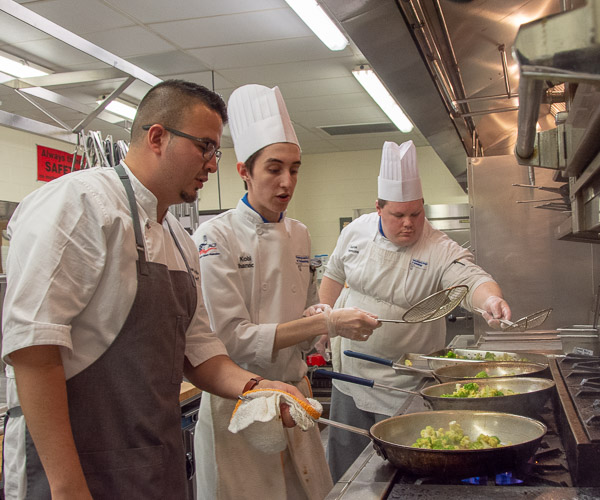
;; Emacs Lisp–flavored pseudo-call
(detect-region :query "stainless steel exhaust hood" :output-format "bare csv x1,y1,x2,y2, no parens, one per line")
320,0,563,191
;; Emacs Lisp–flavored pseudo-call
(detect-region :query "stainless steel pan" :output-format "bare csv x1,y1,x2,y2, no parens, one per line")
421,348,549,370
315,369,555,418
319,410,547,477
344,350,549,382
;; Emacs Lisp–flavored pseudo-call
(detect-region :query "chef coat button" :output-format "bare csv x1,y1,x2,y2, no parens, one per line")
262,283,268,291
257,228,264,235
292,285,297,293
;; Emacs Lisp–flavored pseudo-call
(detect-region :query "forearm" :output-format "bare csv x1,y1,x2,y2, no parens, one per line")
472,281,503,309
184,355,306,403
11,345,92,499
184,354,259,397
319,276,344,307
273,314,328,351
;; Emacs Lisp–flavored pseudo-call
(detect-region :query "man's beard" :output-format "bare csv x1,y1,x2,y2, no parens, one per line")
179,189,198,204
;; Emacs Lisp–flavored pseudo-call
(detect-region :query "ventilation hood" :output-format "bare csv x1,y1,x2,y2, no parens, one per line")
320,0,571,191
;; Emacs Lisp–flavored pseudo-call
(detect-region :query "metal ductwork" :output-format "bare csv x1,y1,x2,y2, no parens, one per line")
321,0,565,192
321,0,470,191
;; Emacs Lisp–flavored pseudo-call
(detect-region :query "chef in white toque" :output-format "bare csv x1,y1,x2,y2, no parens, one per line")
319,139,512,483
192,84,379,500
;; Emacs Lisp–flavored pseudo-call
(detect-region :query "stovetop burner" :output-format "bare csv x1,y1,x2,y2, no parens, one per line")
391,409,571,489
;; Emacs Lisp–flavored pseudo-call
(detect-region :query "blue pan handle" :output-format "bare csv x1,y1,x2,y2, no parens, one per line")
313,369,375,388
343,350,395,367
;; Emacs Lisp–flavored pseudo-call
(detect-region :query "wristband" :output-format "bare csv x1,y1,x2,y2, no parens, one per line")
242,376,265,394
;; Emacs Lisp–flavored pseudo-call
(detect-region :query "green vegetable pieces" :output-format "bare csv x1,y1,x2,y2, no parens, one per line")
412,421,503,450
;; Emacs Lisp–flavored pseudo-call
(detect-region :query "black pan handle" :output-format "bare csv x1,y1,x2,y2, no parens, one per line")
313,369,375,388
344,350,395,367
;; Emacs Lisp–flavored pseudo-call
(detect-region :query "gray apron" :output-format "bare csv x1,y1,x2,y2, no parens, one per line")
12,163,197,499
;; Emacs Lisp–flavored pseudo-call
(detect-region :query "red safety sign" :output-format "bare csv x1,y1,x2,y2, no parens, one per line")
37,145,82,182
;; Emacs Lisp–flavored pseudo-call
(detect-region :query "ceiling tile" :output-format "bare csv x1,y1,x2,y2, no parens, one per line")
0,12,50,44
187,37,348,70
149,9,310,49
126,51,210,78
84,26,175,58
19,0,134,35
108,0,285,24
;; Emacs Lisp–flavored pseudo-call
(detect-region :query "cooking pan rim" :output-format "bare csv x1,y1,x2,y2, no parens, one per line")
421,376,556,399
370,409,548,450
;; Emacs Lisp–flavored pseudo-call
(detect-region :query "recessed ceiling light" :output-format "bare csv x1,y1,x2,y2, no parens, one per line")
352,65,414,133
284,0,349,51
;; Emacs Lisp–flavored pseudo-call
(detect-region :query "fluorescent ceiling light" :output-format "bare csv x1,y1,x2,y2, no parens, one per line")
284,0,348,51
0,53,49,78
352,65,414,133
97,98,137,120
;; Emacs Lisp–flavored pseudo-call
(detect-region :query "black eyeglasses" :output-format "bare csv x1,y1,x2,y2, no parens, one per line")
142,125,222,163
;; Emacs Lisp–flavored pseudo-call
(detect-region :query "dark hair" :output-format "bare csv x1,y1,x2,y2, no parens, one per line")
130,79,227,144
241,147,264,190
377,198,425,208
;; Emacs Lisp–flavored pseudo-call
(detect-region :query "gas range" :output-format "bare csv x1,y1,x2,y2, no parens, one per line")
325,354,600,500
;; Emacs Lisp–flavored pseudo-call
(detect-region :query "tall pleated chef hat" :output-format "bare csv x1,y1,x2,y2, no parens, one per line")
227,84,300,163
377,140,423,202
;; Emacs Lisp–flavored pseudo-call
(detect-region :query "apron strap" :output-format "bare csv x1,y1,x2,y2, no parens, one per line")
2,406,23,487
114,163,150,276
6,406,23,418
166,220,196,289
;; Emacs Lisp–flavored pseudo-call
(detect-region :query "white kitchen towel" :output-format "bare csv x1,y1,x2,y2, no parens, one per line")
228,389,322,454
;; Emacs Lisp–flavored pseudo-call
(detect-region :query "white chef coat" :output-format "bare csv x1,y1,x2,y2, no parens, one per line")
192,198,331,500
325,212,494,416
192,197,318,381
2,163,227,500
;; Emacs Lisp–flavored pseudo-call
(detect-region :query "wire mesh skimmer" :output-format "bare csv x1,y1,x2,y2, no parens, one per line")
474,307,552,332
378,285,469,324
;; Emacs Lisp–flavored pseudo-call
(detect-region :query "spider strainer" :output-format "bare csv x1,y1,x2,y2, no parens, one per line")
474,307,553,332
378,285,469,324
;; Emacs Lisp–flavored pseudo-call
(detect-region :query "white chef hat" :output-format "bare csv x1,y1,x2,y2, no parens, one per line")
227,84,300,163
377,140,422,202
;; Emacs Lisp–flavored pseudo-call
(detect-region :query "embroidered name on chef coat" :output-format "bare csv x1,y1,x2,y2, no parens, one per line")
198,235,219,259
296,255,310,271
410,258,428,271
238,254,254,269
348,245,359,255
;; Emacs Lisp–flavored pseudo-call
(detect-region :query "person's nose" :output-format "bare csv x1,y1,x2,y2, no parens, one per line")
204,155,218,174
280,171,294,188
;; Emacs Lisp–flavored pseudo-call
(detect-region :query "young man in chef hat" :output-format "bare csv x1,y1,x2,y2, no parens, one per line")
319,140,513,482
192,84,379,500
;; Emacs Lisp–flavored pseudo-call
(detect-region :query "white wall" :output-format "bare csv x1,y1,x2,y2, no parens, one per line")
1,125,468,258
0,126,75,202
199,145,468,257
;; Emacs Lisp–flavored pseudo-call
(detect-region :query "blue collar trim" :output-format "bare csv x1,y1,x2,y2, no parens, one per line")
241,193,283,223
378,217,387,238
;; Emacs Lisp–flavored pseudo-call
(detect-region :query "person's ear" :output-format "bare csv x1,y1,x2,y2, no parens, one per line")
146,124,167,154
237,162,249,181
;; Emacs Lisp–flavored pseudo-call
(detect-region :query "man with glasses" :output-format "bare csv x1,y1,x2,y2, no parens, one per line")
2,79,306,500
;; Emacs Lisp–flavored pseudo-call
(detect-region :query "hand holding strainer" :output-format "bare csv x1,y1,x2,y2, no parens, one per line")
378,285,469,324
474,307,552,332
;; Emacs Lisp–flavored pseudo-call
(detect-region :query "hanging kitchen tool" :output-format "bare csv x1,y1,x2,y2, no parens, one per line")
314,369,555,418
378,285,468,324
473,307,552,332
343,350,548,382
317,410,546,478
